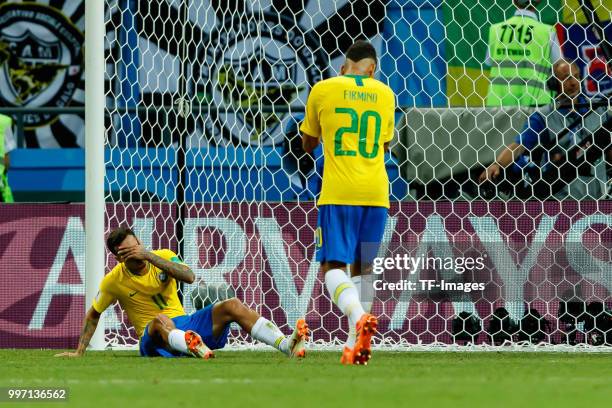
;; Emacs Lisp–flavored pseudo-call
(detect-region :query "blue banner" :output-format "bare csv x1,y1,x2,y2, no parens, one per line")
560,22,612,97
381,0,447,107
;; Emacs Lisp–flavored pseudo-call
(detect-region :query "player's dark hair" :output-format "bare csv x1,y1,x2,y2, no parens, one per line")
106,226,136,255
345,40,377,63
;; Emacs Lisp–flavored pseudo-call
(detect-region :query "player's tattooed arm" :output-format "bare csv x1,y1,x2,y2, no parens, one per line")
76,308,101,354
145,252,196,284
55,307,101,357
117,244,195,283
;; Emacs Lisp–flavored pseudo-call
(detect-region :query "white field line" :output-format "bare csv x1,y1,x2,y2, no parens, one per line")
4,375,611,386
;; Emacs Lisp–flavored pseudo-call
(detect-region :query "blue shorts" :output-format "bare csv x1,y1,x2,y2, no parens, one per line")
316,205,388,265
139,304,230,357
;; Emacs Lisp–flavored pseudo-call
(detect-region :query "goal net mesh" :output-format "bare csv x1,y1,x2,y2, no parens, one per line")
102,0,612,350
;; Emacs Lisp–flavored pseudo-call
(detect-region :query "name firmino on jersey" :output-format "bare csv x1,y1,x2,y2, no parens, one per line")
343,90,378,102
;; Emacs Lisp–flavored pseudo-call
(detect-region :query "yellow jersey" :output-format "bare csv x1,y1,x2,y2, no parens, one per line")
300,74,395,208
92,249,186,338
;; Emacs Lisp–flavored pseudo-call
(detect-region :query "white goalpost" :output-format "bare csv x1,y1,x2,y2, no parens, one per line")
85,0,106,350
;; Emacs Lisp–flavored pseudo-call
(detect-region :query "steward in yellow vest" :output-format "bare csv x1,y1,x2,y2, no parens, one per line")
486,0,560,107
0,114,14,203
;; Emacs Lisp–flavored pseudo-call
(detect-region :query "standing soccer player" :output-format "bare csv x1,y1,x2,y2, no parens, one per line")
300,40,395,365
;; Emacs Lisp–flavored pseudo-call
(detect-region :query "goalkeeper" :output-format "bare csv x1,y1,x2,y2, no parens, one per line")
301,40,396,365
56,227,308,359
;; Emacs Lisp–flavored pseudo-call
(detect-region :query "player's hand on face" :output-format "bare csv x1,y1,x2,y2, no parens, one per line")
117,243,149,261
54,351,82,358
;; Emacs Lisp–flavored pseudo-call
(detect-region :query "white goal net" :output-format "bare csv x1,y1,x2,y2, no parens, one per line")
102,0,612,350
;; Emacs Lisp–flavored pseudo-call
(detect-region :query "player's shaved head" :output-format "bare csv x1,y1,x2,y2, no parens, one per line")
107,226,136,255
342,40,377,78
345,40,377,63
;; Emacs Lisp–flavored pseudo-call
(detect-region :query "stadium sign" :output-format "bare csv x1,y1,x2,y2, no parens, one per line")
0,202,610,347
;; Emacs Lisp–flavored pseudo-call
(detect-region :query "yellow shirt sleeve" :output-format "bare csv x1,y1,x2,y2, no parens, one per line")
300,82,322,138
152,249,185,264
384,90,396,143
91,272,117,313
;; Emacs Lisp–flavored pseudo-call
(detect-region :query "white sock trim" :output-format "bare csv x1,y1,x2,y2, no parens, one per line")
325,269,365,329
352,274,373,313
346,328,357,348
251,317,288,354
167,329,189,354
351,275,362,293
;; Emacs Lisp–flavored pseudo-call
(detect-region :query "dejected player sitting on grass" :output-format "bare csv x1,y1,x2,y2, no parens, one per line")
55,227,308,359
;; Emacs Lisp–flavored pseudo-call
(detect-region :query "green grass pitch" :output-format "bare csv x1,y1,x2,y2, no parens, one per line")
1,350,611,407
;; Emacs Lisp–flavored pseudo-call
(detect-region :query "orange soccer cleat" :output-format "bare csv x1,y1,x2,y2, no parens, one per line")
185,330,214,360
349,314,378,365
288,318,309,358
340,345,353,365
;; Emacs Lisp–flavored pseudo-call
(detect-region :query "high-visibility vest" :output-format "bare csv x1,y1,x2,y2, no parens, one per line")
0,114,14,203
486,15,555,107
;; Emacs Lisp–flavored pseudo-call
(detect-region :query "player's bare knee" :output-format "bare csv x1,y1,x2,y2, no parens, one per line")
148,318,161,335
221,298,245,318
321,261,347,275
154,313,173,329
352,261,371,277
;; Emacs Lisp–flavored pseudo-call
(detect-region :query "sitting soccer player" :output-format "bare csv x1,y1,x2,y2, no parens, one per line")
55,227,308,359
